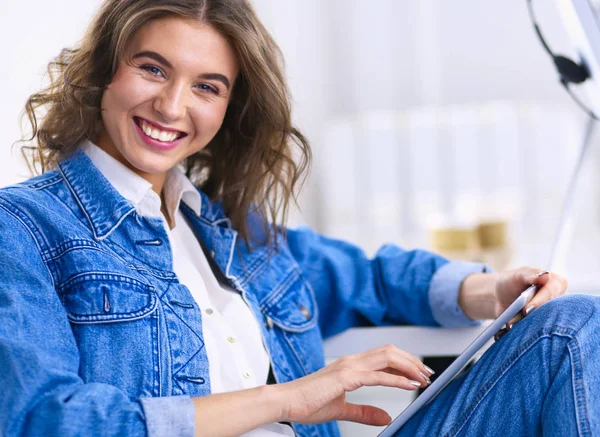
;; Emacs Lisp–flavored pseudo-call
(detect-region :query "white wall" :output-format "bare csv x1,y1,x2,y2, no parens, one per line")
0,0,589,230
2,1,578,187
0,0,103,186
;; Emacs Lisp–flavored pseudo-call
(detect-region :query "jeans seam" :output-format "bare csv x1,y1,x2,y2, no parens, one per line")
444,327,577,437
568,338,591,437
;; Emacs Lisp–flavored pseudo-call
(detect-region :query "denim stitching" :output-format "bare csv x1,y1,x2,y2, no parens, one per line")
160,298,205,376
0,201,56,288
260,269,299,310
159,276,175,300
45,239,105,261
172,347,204,378
57,164,98,238
102,238,177,280
57,271,153,291
569,338,591,436
283,331,310,375
58,272,158,322
21,172,62,190
445,327,577,437
151,310,161,397
237,255,269,288
65,297,158,323
260,271,318,332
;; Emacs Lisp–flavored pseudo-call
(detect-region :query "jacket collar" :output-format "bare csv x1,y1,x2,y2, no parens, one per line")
58,148,229,240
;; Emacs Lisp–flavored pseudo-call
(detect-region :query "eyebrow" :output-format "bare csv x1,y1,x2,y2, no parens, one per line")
132,50,232,90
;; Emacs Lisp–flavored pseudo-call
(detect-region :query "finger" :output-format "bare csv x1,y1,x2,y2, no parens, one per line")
523,273,569,316
353,344,426,373
528,270,551,286
339,403,392,426
358,347,431,384
351,369,423,391
494,327,508,341
507,313,523,329
395,348,436,376
379,367,431,385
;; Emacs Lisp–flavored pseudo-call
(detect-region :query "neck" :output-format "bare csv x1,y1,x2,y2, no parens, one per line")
95,130,167,197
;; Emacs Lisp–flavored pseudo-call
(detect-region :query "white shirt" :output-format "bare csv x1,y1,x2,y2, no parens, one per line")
82,140,295,437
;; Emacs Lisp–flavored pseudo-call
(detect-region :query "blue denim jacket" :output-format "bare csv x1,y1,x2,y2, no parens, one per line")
0,149,483,437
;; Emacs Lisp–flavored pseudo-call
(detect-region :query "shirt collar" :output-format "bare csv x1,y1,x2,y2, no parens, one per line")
81,140,201,224
58,145,229,241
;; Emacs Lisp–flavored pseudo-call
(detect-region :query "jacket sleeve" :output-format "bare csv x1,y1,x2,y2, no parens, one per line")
0,202,194,437
285,226,486,339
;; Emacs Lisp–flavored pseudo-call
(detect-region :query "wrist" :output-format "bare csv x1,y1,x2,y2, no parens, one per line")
261,383,289,423
191,384,288,437
458,272,500,320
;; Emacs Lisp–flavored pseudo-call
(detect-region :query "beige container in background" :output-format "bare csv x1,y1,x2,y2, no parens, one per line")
429,219,512,271
429,224,482,264
477,220,512,270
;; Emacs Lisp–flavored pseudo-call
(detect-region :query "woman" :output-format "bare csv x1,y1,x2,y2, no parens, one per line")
1,0,598,436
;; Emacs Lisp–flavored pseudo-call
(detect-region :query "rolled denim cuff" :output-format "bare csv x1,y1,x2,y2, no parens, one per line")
139,396,195,437
429,261,489,327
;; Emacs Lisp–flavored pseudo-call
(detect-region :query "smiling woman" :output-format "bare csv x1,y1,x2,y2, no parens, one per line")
3,1,600,437
96,17,239,196
21,0,309,246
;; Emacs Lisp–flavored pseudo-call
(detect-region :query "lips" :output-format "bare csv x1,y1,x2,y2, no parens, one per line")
133,116,188,143
132,116,188,151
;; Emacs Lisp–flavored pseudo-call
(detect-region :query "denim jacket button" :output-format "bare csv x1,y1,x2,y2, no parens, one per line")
210,250,216,259
265,317,274,329
299,306,311,320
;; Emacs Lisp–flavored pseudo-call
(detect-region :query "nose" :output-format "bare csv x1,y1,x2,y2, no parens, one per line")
152,81,188,123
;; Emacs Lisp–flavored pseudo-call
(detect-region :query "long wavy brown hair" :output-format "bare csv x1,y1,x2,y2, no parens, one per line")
20,0,310,249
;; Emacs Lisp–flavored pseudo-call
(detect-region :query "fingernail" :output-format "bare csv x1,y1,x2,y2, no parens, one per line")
424,365,436,375
409,380,422,387
525,305,535,315
507,323,514,330
420,371,431,384
494,328,507,341
536,270,550,278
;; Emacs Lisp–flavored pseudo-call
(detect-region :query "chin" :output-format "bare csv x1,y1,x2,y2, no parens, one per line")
121,148,173,175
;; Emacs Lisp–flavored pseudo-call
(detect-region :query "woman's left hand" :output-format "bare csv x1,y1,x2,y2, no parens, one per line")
494,267,568,329
458,267,568,327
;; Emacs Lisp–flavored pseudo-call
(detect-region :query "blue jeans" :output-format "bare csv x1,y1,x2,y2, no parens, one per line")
398,294,600,436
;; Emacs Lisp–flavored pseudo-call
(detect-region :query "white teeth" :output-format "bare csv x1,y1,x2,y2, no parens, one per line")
158,130,173,142
138,119,180,143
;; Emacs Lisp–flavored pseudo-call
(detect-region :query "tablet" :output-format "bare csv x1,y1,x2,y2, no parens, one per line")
378,284,538,436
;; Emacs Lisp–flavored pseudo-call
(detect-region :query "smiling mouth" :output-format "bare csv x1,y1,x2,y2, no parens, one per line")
133,117,187,143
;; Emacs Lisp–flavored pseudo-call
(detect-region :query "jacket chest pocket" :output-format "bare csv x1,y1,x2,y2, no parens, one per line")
58,273,159,399
261,271,325,378
59,273,158,323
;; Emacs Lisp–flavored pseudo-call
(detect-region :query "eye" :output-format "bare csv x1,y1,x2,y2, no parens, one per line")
196,83,218,94
140,65,164,77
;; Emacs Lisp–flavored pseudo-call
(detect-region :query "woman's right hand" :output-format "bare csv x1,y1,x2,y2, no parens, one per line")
275,344,433,426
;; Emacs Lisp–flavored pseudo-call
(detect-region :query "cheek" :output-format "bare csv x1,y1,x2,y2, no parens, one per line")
104,70,154,116
192,103,229,138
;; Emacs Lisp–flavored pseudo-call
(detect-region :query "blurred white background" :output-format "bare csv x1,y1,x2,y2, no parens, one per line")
4,1,600,271
2,1,600,435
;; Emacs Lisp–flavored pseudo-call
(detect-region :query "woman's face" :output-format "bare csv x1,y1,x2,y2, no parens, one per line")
97,17,239,189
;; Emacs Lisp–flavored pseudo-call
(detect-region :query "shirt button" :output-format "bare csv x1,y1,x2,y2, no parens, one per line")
205,308,213,315
299,306,311,319
227,336,236,344
242,371,252,379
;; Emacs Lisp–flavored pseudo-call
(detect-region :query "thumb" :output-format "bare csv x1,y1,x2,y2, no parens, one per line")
339,402,392,426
